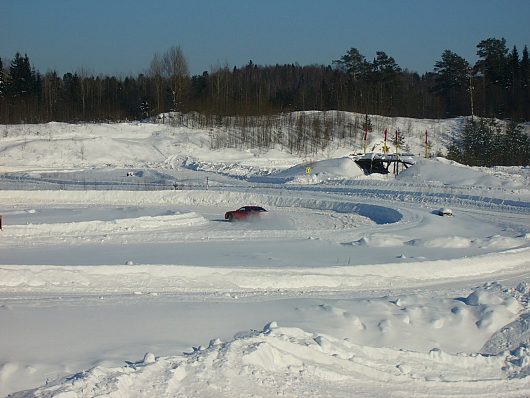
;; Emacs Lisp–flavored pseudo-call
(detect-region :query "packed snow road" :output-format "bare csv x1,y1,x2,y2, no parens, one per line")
0,188,528,297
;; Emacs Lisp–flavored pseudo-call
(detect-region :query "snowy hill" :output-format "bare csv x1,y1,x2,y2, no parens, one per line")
0,112,467,171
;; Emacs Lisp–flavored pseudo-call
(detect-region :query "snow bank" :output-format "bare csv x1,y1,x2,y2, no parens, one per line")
397,157,525,189
1,247,528,292
13,321,530,398
4,212,206,239
273,157,365,183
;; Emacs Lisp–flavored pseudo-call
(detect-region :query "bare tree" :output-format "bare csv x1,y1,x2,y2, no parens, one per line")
162,46,189,112
149,53,163,115
77,66,91,118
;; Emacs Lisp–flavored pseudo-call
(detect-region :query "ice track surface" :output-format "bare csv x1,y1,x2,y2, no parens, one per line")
1,189,528,294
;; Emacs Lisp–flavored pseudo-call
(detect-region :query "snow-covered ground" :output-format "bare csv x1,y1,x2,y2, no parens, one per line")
1,116,529,397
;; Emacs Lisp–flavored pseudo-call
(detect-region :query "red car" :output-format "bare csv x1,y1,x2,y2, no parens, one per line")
225,206,267,221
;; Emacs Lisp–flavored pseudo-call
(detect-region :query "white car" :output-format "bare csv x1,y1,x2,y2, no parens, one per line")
437,208,453,217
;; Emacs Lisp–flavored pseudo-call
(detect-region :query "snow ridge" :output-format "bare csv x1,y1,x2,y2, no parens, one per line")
12,321,530,398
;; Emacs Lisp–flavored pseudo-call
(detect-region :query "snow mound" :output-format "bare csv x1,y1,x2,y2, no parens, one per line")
13,321,530,398
4,212,208,239
274,157,364,183
346,234,528,250
479,282,530,356
397,157,523,189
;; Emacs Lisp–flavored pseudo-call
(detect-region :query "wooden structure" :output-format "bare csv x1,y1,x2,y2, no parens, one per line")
351,153,416,175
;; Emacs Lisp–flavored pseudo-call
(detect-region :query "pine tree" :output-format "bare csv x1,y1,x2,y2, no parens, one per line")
393,130,407,151
503,120,530,165
448,119,488,166
510,46,520,85
475,38,511,117
433,50,470,116
333,48,369,81
370,51,402,114
476,38,510,86
8,53,37,99
361,114,373,132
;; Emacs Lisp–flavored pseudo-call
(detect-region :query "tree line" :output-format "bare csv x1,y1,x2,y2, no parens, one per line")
447,118,529,167
0,38,529,124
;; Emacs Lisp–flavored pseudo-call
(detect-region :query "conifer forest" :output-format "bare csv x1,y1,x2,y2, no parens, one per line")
1,37,529,166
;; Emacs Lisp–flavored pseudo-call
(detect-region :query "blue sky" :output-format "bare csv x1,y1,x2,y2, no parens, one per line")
2,0,529,76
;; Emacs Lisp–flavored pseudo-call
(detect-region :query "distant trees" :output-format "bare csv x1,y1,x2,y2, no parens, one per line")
448,118,530,166
429,38,530,121
331,48,405,116
0,38,529,124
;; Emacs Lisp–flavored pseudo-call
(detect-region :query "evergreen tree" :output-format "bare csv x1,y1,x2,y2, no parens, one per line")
8,53,37,99
476,38,510,86
502,120,530,165
361,115,373,132
448,118,528,166
1,42,529,125
392,130,407,151
370,51,402,114
332,48,369,81
371,51,401,82
509,46,520,86
433,50,470,116
475,38,510,117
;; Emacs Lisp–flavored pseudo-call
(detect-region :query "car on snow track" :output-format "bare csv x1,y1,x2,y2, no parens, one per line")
225,206,267,221
437,208,454,217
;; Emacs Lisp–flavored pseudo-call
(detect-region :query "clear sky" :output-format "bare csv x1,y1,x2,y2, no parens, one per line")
2,0,529,76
